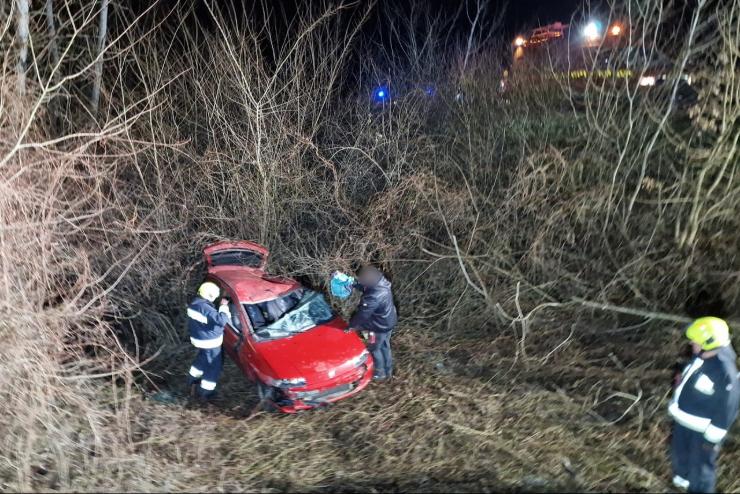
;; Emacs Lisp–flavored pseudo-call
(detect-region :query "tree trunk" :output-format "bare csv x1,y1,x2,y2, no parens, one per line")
45,0,60,69
91,0,109,115
45,0,62,129
16,0,30,96
461,0,483,76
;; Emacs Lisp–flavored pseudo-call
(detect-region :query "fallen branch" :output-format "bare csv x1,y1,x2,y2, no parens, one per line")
573,297,740,327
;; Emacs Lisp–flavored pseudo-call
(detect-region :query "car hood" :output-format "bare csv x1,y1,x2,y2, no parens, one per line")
256,317,367,384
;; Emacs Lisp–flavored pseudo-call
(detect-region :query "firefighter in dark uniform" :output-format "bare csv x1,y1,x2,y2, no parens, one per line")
186,282,232,399
669,317,739,493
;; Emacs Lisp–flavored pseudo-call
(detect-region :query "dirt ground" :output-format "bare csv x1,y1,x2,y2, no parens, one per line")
61,319,738,493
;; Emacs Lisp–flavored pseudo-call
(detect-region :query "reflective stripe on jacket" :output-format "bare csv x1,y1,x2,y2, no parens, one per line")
669,345,740,443
187,296,231,348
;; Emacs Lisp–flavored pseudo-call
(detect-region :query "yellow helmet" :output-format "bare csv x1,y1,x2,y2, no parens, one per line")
198,282,220,302
685,317,730,351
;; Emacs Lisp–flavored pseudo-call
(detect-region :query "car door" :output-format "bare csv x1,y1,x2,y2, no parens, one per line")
209,278,254,378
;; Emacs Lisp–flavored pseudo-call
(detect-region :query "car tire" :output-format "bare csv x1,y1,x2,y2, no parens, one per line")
257,382,279,413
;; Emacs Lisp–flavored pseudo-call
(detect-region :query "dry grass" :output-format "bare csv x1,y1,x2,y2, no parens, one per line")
1,0,739,491
65,324,739,492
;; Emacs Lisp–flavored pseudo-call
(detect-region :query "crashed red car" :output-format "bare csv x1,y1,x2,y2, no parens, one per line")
203,240,373,412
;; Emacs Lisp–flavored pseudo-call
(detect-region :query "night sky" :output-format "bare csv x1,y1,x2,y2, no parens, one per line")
134,0,590,64
366,0,587,41
178,0,587,36
505,0,585,30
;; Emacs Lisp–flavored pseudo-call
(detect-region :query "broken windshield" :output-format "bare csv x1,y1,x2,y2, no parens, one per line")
244,289,335,340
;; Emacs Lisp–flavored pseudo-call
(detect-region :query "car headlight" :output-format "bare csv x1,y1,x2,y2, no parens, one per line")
348,350,369,367
264,376,307,389
638,76,656,87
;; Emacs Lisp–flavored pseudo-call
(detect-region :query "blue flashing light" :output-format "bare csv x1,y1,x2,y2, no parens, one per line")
425,86,435,96
373,85,390,103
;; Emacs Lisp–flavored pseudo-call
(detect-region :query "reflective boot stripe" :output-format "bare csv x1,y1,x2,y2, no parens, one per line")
672,475,689,490
189,366,204,378
200,380,217,391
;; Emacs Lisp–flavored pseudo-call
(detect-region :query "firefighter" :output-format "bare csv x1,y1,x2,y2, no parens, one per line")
346,266,398,381
669,317,739,493
186,282,232,400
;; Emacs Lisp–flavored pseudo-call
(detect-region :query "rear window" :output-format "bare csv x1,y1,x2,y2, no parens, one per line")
210,249,263,268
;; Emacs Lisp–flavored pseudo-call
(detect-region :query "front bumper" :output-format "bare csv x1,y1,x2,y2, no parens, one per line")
270,361,374,413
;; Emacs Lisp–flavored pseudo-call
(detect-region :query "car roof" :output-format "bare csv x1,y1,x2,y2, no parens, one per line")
209,266,302,304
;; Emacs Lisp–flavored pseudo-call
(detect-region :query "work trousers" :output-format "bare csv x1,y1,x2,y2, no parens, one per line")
671,422,721,493
187,346,223,398
369,330,393,378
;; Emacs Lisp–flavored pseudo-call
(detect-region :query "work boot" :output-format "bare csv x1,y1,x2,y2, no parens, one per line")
197,387,219,402
372,373,388,383
189,382,199,399
186,378,201,398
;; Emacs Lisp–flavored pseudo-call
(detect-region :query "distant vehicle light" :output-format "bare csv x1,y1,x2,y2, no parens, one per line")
610,24,622,36
638,76,656,87
582,21,601,41
514,36,526,47
373,86,390,103
425,86,435,96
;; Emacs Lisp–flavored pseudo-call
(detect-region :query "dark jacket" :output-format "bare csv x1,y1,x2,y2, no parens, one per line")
349,276,398,334
187,296,231,348
669,345,740,444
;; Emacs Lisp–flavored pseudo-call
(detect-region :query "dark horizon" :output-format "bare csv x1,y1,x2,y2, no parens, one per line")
137,0,587,42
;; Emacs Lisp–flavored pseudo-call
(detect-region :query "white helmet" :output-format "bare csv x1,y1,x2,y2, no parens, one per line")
198,282,220,302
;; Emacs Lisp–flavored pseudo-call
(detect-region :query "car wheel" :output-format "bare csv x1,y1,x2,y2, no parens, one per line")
257,382,278,413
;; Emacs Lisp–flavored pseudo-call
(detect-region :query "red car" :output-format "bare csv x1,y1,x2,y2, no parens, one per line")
203,240,373,412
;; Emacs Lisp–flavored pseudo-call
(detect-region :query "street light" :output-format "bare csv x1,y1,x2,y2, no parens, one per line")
582,21,601,41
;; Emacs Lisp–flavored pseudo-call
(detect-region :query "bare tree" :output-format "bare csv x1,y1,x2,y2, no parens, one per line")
15,0,30,95
45,0,60,69
461,0,484,75
91,0,109,114
45,0,61,126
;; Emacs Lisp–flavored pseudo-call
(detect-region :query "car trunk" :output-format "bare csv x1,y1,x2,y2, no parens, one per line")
203,240,269,270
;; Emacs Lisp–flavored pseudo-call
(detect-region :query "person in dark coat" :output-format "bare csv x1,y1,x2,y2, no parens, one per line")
669,317,739,493
347,265,398,381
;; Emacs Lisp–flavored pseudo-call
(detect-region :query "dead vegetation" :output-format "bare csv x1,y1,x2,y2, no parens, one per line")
0,0,738,491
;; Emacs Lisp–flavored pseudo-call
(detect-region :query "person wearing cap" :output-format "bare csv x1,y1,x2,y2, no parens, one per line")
186,281,232,399
669,317,739,493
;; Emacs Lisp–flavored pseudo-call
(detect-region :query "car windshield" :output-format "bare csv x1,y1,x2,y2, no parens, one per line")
244,289,335,340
